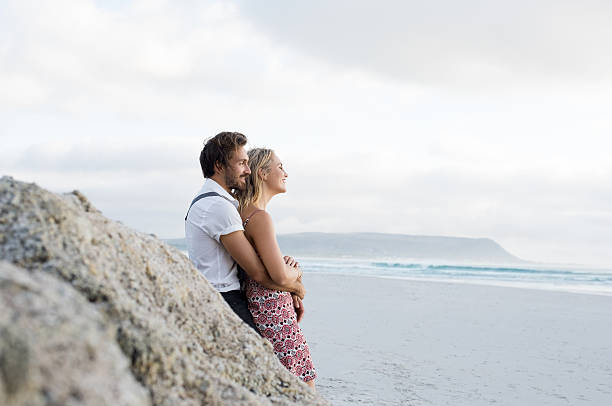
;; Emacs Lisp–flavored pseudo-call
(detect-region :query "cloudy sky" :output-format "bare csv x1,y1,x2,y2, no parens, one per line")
2,0,611,265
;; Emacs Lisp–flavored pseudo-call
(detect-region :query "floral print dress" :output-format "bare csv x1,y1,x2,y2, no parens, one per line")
245,278,316,382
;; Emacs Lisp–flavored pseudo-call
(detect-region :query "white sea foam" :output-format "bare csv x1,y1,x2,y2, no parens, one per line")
299,256,612,296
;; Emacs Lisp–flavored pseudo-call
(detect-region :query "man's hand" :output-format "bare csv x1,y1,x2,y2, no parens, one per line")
289,258,305,320
293,280,306,300
292,294,305,323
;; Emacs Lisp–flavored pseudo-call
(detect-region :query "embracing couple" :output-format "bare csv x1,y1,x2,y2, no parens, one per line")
184,131,316,388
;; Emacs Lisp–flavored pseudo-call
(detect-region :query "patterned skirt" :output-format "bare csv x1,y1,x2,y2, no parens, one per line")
245,278,316,382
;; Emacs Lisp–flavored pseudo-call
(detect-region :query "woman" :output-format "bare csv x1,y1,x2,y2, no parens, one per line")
235,148,317,388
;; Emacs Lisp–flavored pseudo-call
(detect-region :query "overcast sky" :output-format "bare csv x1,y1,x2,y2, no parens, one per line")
2,0,611,265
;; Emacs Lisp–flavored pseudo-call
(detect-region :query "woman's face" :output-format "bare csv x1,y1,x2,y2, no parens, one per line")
263,152,288,194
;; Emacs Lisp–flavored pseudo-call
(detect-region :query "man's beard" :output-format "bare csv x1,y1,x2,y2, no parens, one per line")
225,171,246,191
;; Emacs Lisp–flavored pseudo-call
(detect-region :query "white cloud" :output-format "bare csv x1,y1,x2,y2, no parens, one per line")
236,0,612,87
12,140,193,172
2,0,281,116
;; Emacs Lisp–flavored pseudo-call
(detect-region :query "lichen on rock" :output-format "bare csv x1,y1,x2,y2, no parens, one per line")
0,176,327,405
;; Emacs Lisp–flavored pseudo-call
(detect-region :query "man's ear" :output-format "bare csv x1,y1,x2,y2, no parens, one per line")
214,161,224,175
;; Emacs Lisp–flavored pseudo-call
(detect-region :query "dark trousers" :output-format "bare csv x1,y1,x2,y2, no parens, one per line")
220,290,261,335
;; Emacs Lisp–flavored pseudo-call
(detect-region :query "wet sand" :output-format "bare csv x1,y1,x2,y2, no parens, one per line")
300,273,612,405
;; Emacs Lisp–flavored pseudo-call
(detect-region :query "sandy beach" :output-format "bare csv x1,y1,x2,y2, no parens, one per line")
300,273,612,405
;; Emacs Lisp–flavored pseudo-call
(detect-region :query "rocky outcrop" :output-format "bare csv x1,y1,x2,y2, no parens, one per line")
0,176,326,406
0,261,151,406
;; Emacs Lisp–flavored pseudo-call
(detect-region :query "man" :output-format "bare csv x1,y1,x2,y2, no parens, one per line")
185,131,305,332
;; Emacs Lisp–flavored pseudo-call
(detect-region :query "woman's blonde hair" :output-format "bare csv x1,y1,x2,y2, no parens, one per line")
236,148,274,211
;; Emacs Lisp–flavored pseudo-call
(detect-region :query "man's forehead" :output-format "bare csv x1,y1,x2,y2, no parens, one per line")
232,146,248,161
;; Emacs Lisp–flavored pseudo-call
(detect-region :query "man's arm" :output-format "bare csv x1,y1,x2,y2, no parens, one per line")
221,230,305,299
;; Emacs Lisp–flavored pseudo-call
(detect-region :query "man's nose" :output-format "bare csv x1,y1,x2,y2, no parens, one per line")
245,166,251,174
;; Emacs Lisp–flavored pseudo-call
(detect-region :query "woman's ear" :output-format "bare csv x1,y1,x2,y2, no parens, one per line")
258,167,267,181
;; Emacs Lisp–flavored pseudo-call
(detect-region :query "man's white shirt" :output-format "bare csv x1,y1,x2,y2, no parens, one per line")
185,178,243,292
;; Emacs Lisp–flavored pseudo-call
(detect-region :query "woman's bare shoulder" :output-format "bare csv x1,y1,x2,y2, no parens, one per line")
247,209,272,225
246,210,275,235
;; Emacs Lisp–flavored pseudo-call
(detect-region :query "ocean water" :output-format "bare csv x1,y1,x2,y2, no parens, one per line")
177,246,612,296
297,257,612,296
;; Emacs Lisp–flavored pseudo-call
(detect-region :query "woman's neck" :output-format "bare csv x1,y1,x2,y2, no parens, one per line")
252,187,274,210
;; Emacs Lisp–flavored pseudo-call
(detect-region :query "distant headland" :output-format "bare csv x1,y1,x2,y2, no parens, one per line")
166,232,525,264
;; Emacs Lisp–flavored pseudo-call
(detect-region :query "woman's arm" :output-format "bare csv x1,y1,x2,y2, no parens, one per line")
247,211,302,286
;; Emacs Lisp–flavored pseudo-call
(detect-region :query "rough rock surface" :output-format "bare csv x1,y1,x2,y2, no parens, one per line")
0,261,152,406
0,176,327,405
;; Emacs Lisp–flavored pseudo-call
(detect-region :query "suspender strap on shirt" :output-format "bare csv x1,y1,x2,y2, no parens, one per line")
184,192,234,221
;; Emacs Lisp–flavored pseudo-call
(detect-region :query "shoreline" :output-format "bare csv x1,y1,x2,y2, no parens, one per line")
303,270,612,297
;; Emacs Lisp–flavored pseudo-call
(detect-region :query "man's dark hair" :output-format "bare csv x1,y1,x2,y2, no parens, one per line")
200,132,248,178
